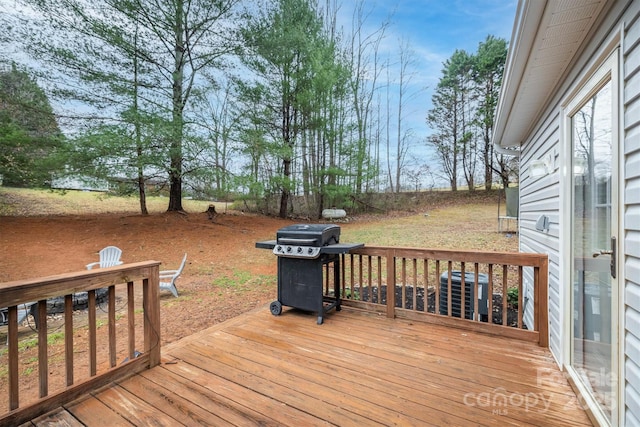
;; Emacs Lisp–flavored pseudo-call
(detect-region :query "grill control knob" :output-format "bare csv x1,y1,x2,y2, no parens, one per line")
276,245,282,252
297,247,303,253
308,248,314,254
286,246,292,253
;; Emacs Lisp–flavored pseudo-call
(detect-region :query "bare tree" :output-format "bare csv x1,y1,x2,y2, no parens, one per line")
348,0,389,194
393,38,419,192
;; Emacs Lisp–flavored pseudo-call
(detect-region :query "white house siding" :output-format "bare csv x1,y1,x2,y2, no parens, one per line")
516,2,640,423
624,4,640,425
519,110,562,359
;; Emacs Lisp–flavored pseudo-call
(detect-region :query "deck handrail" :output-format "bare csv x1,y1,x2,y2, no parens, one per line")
0,261,161,427
329,246,548,347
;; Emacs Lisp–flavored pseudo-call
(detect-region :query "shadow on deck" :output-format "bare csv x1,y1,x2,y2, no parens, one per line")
32,306,592,426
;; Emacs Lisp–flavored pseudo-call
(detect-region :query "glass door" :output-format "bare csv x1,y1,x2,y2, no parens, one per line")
570,64,617,424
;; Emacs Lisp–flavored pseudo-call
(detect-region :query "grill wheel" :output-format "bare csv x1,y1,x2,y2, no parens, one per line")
270,301,282,316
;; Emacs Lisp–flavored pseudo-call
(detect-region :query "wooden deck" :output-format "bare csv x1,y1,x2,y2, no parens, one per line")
27,306,592,426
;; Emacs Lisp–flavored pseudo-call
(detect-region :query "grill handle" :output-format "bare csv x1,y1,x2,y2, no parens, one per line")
278,238,317,245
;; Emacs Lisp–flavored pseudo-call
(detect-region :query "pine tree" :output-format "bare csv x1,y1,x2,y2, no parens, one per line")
0,64,64,187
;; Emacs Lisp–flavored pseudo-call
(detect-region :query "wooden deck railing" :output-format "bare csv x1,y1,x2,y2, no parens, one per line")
0,261,161,426
325,247,548,346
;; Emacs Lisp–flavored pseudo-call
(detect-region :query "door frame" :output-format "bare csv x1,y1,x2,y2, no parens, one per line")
560,42,623,426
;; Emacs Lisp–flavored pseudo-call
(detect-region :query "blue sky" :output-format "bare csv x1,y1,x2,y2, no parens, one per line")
336,0,518,185
350,0,517,84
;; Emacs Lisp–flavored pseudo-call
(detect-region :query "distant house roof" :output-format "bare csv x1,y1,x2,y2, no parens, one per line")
50,175,110,192
492,0,611,148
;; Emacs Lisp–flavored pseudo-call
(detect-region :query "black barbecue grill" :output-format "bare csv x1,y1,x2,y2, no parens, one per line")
256,224,364,324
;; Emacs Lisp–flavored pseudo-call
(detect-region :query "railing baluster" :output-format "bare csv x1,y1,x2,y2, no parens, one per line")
367,255,372,303
488,264,494,324
127,281,135,361
412,259,418,311
502,265,508,326
88,290,97,376
65,295,73,386
350,254,355,293
423,259,428,313
401,258,407,309
534,265,540,335
357,254,362,301
8,306,19,410
37,300,48,398
447,261,453,317
435,260,441,315
518,266,523,329
108,285,116,368
339,254,345,297
460,262,466,319
377,256,382,304
345,256,350,300
474,263,479,321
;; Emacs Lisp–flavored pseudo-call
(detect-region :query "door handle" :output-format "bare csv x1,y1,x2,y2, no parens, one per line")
592,250,613,257
611,236,616,279
592,237,616,278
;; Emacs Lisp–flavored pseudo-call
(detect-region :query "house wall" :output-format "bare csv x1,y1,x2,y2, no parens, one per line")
50,175,110,192
517,1,640,424
623,5,640,425
519,110,562,358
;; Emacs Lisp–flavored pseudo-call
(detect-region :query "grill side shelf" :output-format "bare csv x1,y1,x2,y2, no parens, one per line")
319,243,365,254
255,240,277,250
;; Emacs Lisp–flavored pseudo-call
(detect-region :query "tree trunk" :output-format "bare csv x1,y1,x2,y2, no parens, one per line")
137,173,148,215
133,26,148,215
168,172,183,211
167,0,184,212
279,158,291,218
484,137,493,191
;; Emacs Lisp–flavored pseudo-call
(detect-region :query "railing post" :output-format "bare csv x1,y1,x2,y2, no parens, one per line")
143,264,162,367
386,249,395,318
535,259,549,347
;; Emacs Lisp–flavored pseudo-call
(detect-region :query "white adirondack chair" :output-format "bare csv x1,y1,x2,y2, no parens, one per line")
159,253,187,298
86,246,123,270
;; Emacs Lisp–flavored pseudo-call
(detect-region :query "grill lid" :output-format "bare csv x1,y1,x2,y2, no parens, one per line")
276,224,340,247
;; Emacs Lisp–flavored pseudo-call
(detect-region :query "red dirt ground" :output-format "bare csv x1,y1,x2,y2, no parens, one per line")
1,210,303,411
1,211,294,344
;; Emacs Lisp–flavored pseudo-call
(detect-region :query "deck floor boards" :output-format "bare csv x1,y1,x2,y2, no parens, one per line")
33,306,592,426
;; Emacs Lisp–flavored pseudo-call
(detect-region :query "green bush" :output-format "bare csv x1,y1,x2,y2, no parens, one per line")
507,287,519,308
